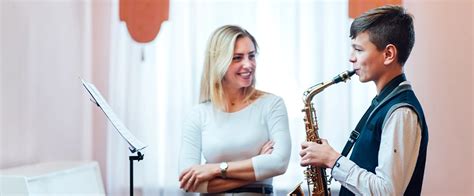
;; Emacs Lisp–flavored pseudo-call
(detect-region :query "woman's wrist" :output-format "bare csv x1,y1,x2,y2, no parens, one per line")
214,163,222,177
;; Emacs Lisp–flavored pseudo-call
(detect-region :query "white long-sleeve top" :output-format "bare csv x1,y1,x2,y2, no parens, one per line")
331,107,422,195
179,93,291,192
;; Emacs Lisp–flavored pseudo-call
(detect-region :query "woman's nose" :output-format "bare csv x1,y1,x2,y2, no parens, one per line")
242,58,254,68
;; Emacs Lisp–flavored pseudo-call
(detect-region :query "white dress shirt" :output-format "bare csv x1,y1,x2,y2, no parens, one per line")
331,107,422,195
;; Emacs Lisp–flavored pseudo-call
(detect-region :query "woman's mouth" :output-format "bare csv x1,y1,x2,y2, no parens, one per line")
238,72,252,79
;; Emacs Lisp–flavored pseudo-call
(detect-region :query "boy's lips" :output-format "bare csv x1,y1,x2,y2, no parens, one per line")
353,68,360,75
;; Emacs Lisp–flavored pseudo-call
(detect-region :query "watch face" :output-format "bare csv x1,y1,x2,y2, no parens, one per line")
220,162,228,170
219,162,228,178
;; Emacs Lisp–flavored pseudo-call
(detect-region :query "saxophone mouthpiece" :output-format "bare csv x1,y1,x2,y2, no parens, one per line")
348,69,357,76
333,70,357,84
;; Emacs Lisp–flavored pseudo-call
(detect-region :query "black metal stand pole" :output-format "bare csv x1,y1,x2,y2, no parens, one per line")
130,157,134,196
129,151,144,196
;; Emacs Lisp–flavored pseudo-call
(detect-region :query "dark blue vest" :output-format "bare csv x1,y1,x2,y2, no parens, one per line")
339,74,429,196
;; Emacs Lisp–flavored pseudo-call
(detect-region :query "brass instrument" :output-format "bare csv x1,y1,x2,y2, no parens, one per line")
289,70,356,196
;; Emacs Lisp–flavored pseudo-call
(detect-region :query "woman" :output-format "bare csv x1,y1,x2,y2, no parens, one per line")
179,25,291,195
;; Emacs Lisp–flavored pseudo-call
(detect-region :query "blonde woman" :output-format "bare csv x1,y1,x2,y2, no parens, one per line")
178,25,291,195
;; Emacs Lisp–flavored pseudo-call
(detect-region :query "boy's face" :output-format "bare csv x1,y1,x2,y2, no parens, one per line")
350,32,386,83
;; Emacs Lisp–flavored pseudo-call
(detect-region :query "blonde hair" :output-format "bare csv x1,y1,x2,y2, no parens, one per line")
199,25,261,111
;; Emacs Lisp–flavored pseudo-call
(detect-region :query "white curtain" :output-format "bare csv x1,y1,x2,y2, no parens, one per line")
105,1,159,195
105,0,374,195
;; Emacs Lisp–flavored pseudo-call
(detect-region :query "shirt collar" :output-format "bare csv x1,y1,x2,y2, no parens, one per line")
372,73,407,105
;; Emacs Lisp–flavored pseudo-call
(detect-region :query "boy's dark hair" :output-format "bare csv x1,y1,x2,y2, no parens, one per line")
350,5,415,66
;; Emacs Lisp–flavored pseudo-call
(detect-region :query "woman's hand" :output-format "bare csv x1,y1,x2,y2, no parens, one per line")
179,163,219,192
259,140,274,155
179,140,274,192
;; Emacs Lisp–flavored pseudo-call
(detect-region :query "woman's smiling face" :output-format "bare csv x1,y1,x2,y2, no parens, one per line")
223,36,256,90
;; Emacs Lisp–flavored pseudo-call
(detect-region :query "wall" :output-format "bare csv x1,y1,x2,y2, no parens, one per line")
0,0,3,141
91,0,111,187
0,0,93,168
405,0,473,195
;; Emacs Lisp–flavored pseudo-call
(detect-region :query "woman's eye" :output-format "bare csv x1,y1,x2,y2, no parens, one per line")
233,56,242,61
249,54,256,60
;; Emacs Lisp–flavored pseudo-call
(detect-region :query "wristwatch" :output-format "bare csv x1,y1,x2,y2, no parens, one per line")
219,162,228,178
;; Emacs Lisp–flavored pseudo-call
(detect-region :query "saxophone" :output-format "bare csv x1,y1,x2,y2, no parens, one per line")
289,70,356,196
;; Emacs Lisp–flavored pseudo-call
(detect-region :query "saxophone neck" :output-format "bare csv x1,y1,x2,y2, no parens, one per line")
303,70,356,103
303,80,334,103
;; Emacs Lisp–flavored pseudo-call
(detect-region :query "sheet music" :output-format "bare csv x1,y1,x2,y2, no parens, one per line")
81,79,147,152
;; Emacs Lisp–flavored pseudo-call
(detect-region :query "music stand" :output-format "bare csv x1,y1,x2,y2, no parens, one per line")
129,148,144,196
81,79,147,196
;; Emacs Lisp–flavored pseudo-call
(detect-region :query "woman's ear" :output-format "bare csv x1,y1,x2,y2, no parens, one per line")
384,44,397,65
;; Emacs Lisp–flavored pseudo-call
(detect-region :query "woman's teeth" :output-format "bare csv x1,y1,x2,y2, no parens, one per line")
239,72,251,77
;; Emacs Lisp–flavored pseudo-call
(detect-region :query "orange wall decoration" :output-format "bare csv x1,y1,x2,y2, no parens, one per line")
349,0,402,18
120,0,169,43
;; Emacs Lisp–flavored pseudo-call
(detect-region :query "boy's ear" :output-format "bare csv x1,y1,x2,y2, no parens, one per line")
384,44,397,65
